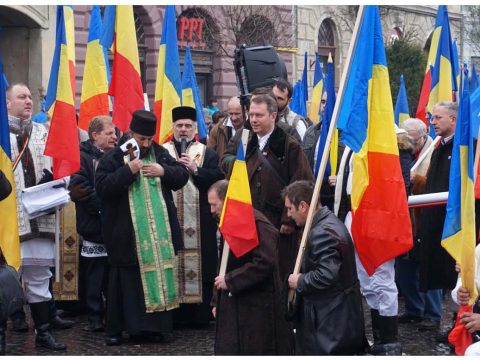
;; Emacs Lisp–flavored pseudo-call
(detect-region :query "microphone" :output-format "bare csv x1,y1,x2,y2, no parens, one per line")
180,139,187,155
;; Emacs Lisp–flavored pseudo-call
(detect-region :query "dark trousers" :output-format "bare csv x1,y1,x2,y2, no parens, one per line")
396,257,442,321
82,256,108,321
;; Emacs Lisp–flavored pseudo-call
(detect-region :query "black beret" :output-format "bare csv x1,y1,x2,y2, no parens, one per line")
172,106,196,122
130,110,157,136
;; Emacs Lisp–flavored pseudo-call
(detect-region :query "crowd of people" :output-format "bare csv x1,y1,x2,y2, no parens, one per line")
1,77,478,356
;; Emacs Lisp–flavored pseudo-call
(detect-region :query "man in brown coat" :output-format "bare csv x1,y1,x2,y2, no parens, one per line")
208,180,293,355
221,94,313,280
207,96,244,159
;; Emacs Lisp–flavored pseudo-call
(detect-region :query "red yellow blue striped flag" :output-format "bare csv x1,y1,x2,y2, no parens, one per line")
336,6,412,275
0,54,20,269
44,5,80,179
154,5,182,144
78,5,110,130
309,53,324,124
427,5,457,113
101,5,144,132
442,69,478,304
219,142,259,258
416,5,447,126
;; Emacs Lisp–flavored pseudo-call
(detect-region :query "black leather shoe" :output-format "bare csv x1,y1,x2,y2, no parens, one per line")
105,335,123,346
418,319,440,331
10,318,29,332
35,324,67,350
50,316,74,330
398,313,423,324
83,319,104,332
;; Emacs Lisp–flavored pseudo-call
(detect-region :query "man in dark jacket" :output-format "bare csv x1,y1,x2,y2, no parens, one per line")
221,94,313,280
96,110,189,346
69,115,117,332
208,180,294,355
416,101,458,332
284,180,366,355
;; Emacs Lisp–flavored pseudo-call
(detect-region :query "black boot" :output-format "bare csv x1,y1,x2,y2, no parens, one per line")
0,321,6,355
370,309,381,344
29,302,67,351
370,314,402,355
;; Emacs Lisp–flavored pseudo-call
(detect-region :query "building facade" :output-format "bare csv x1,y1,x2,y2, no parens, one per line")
0,5,465,114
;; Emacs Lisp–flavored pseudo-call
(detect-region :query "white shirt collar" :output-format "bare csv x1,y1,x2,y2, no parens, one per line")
257,129,274,151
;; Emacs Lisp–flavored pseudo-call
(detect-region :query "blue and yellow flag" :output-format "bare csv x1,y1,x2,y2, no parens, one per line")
394,74,410,126
314,53,337,179
181,45,208,141
427,5,457,113
0,54,20,269
154,5,182,143
290,52,308,117
78,5,110,131
336,6,412,275
44,5,80,179
442,69,478,303
309,53,324,124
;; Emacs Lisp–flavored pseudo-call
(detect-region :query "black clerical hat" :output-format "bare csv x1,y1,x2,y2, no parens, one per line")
130,110,157,136
172,106,196,122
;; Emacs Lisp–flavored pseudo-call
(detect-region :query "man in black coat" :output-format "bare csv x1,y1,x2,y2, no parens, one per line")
96,110,189,346
69,115,117,332
416,101,458,332
284,180,366,355
163,106,224,328
208,180,294,355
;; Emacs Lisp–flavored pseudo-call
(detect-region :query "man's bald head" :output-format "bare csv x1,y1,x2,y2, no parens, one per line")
6,83,33,120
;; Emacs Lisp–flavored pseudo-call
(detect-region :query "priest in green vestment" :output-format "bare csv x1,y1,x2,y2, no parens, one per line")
96,110,189,346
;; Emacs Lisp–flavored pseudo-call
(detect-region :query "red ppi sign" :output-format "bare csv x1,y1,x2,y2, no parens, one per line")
177,16,206,48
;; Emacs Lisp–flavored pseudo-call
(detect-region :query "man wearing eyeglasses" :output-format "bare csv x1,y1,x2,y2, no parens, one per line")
413,102,458,335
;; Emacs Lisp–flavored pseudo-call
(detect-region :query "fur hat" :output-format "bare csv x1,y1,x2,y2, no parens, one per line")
129,110,157,136
172,106,196,122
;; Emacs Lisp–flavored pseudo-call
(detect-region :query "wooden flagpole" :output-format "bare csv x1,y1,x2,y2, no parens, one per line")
287,5,366,306
410,136,441,173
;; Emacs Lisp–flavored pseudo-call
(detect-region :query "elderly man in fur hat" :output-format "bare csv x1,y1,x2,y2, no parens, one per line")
163,106,224,328
96,110,189,346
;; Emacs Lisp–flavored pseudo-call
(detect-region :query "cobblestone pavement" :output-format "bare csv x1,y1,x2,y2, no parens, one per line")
3,296,457,356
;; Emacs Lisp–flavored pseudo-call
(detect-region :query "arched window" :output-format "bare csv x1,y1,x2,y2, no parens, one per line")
317,18,336,71
177,7,219,50
240,15,275,47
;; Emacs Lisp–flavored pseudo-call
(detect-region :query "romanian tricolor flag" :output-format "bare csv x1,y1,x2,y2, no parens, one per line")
309,52,324,124
427,5,457,113
100,5,144,132
314,53,337,179
219,142,259,258
44,5,80,179
154,5,182,144
78,5,110,131
394,74,410,126
416,6,446,126
336,6,412,275
181,45,208,141
442,70,478,304
0,55,20,270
